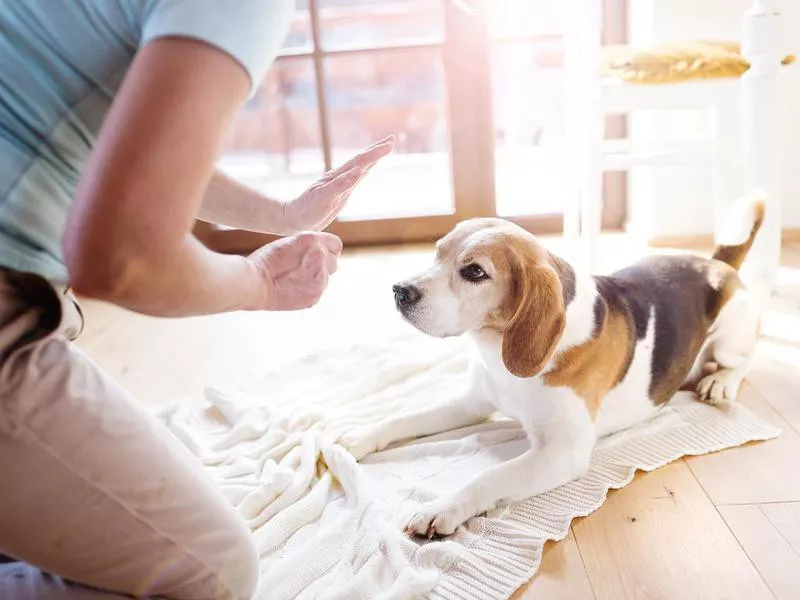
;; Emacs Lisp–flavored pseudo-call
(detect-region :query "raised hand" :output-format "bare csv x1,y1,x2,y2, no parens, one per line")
283,136,395,232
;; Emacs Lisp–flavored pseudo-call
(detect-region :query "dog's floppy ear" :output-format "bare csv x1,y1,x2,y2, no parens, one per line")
501,252,566,378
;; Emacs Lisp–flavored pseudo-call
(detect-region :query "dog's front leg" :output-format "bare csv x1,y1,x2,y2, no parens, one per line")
339,382,494,460
404,423,595,537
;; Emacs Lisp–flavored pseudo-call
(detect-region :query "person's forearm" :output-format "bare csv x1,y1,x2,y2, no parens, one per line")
72,235,266,318
198,170,293,236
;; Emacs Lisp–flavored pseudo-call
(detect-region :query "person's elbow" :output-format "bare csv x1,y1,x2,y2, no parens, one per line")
63,227,147,303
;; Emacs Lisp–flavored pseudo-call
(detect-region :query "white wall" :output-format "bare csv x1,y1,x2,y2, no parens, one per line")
625,0,800,240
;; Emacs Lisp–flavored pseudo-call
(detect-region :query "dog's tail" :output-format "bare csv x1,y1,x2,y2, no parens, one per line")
712,192,766,271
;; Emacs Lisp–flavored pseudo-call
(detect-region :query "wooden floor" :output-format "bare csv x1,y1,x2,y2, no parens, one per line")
74,234,800,600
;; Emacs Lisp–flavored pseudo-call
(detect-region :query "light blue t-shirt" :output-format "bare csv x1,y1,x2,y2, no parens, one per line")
0,0,294,282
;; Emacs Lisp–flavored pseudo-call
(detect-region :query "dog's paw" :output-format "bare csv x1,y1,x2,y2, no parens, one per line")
403,500,471,539
696,371,739,405
338,426,386,460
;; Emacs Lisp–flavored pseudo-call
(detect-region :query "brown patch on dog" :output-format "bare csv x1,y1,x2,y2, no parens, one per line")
435,218,508,261
712,197,765,270
483,235,567,378
502,265,566,378
543,296,635,416
707,263,741,318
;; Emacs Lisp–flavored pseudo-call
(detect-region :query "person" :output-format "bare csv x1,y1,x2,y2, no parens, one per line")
0,1,394,598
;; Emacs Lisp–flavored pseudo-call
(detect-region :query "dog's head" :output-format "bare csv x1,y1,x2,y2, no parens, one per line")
393,218,571,378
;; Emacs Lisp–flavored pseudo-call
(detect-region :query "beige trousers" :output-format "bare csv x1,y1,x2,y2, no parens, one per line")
0,269,258,599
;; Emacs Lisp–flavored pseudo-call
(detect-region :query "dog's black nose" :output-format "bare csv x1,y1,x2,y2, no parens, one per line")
393,284,421,308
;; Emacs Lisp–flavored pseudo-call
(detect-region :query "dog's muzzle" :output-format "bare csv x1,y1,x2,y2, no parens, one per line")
393,284,421,310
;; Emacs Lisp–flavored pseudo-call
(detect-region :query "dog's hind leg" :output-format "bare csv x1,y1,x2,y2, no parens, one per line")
696,288,761,405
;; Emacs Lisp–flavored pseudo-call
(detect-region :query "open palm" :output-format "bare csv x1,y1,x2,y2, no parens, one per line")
284,136,395,232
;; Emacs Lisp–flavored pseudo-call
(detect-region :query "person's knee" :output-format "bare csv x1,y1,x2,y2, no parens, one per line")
197,522,259,600
157,516,258,600
219,527,259,600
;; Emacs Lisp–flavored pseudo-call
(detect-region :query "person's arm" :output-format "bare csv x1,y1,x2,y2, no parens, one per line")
199,135,395,236
198,170,289,235
64,38,276,317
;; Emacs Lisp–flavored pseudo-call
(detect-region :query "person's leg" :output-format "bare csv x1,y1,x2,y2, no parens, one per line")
0,271,259,600
0,562,130,599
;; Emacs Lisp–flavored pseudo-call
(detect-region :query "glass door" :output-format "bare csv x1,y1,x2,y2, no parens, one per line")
202,0,625,252
212,0,463,249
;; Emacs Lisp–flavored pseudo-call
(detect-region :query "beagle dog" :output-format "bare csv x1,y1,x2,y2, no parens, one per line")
342,195,766,538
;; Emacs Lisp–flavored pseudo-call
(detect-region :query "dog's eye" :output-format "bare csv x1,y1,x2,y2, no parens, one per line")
460,263,489,282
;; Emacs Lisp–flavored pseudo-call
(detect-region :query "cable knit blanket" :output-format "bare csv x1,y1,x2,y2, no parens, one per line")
156,336,780,600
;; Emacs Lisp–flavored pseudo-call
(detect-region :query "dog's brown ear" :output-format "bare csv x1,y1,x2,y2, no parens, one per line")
501,256,566,378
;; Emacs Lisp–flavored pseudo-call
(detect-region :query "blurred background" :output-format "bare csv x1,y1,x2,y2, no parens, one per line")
210,0,626,249
206,0,799,252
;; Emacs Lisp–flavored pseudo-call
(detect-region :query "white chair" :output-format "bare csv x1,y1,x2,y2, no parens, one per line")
563,0,792,295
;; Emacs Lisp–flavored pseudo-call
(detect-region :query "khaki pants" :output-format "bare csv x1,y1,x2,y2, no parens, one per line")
0,270,258,599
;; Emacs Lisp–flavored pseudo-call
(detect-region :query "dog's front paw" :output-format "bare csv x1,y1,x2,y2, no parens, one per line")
403,500,472,538
338,426,386,460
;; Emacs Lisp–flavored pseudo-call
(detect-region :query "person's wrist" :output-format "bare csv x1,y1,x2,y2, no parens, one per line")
279,198,300,236
238,254,272,311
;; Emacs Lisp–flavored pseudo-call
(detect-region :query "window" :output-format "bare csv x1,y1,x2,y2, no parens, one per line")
206,0,626,251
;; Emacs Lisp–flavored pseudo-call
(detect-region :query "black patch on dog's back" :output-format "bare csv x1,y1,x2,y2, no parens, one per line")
594,255,730,404
549,253,576,307
592,294,607,338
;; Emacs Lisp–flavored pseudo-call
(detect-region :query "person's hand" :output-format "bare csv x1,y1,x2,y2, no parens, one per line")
283,136,395,232
247,232,342,311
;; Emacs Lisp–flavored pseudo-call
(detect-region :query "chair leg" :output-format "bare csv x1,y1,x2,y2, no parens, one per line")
740,0,790,300
579,157,604,274
563,0,605,273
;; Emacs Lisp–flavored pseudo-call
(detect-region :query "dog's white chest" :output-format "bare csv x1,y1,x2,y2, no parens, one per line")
471,342,590,433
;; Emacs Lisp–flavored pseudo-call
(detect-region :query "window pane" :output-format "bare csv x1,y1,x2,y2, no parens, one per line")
218,59,325,202
325,48,453,220
283,6,314,52
491,41,570,216
314,0,443,49
487,0,564,40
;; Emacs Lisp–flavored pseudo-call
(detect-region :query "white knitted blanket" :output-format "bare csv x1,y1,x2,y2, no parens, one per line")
156,336,780,600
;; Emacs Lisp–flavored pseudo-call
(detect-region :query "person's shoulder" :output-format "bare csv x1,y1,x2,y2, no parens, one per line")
141,0,296,94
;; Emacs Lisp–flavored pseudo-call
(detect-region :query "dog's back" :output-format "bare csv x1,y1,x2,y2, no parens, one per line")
600,196,765,407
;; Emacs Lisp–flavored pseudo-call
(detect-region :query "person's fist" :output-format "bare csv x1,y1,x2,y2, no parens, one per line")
248,232,342,311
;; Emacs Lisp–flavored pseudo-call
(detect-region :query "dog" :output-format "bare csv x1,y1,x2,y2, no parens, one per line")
341,194,766,538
